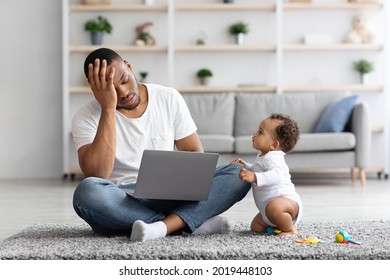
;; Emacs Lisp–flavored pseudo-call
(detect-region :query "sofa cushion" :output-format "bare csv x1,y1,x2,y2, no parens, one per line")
235,133,356,154
293,133,356,152
234,93,349,135
314,95,358,133
182,93,235,135
199,135,235,153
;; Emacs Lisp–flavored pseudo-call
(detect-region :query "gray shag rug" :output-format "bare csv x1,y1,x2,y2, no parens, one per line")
1,220,390,260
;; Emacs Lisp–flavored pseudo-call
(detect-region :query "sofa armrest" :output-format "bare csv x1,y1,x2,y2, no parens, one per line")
352,102,371,168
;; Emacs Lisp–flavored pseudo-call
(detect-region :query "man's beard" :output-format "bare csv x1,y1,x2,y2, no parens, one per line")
116,94,141,111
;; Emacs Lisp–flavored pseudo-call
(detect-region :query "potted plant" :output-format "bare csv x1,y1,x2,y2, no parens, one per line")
139,71,148,83
228,21,249,45
196,31,208,45
353,59,374,84
84,15,113,45
196,68,213,86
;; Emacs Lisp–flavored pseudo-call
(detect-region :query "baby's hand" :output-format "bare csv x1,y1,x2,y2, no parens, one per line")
230,158,247,166
239,168,256,183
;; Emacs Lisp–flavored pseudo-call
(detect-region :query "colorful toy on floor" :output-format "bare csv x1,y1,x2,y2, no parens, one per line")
295,237,329,244
266,226,281,234
335,230,361,245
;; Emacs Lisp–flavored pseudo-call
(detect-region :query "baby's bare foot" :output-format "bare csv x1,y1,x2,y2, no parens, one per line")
278,225,298,237
278,231,298,237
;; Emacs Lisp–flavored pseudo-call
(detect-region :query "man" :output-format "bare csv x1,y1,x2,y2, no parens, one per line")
72,48,250,242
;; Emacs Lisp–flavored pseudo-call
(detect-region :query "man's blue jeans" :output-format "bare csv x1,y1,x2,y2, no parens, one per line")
73,163,250,235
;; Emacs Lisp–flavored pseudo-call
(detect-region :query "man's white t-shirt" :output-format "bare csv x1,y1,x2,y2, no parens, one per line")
72,84,197,185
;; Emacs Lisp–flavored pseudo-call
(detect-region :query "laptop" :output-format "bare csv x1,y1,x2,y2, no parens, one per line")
133,150,219,201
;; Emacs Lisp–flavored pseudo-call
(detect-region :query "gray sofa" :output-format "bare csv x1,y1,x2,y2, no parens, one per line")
182,92,371,186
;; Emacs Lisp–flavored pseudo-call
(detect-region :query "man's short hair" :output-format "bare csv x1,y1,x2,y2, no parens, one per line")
83,48,123,79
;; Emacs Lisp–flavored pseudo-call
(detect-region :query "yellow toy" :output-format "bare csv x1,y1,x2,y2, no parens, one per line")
294,230,361,245
295,237,329,244
335,230,361,245
266,226,281,234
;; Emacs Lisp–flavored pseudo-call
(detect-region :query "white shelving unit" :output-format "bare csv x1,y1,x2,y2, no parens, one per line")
384,0,390,179
62,0,387,178
283,2,382,10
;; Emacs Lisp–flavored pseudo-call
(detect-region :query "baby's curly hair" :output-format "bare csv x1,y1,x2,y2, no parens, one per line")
269,113,300,153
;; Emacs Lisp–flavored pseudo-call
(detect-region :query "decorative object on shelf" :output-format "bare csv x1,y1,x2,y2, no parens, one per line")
353,59,374,84
82,0,111,4
304,33,332,45
134,22,156,47
139,71,148,83
196,68,213,86
344,14,375,44
223,0,235,3
228,21,249,45
144,0,155,5
289,0,311,3
196,31,208,45
84,15,112,45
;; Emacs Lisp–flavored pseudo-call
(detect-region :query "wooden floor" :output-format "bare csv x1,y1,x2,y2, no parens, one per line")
1,175,390,241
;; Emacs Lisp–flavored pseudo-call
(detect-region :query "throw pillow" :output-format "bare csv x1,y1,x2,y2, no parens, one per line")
314,95,358,133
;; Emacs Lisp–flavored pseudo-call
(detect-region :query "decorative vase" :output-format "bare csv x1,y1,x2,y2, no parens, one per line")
223,0,234,3
199,77,210,86
91,32,104,45
361,73,370,85
235,33,245,45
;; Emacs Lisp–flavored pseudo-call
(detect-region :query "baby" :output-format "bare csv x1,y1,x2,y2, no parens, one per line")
231,113,302,236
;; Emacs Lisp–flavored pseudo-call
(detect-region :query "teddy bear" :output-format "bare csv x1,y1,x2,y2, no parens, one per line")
134,22,156,46
344,14,375,44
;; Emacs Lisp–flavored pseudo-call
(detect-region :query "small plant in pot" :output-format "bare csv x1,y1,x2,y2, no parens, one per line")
197,68,213,86
228,21,249,45
84,15,112,45
196,31,208,45
139,71,148,83
353,59,374,84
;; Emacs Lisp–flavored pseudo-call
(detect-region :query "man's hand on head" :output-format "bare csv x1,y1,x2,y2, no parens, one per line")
88,58,117,111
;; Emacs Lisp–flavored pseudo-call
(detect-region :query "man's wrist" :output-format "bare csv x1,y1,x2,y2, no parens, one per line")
101,106,117,114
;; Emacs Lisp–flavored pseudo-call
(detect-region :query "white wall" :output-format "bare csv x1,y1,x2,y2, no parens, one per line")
0,0,388,179
0,0,62,178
